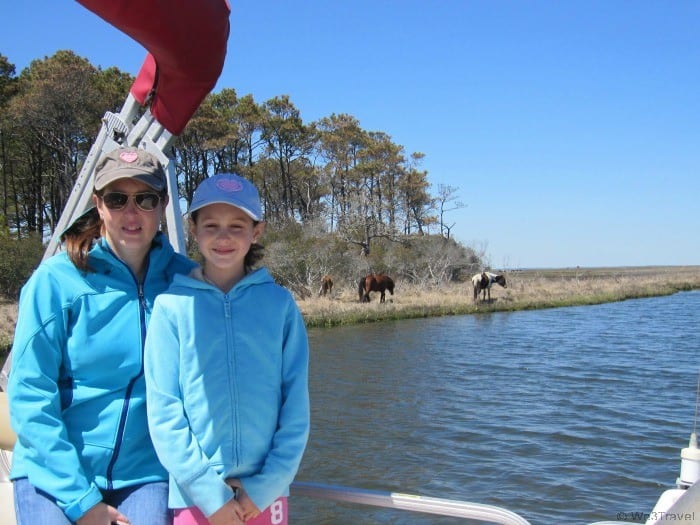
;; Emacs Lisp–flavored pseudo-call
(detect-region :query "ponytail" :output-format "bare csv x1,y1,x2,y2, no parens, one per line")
60,207,102,272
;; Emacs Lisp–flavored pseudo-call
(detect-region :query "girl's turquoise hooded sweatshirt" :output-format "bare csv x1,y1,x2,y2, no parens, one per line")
8,233,195,522
144,267,310,517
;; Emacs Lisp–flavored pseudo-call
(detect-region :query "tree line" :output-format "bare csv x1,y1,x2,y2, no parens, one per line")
0,50,480,297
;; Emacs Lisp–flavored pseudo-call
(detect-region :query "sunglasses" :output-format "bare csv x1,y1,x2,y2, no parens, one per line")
101,191,163,212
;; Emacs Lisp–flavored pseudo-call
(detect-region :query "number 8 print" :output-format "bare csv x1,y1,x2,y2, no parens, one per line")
270,499,285,524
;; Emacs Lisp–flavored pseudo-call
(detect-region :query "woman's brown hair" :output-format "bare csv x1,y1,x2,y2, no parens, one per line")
60,207,102,272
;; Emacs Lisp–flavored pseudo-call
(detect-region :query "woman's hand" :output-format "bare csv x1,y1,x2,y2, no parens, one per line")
76,502,130,525
225,479,261,522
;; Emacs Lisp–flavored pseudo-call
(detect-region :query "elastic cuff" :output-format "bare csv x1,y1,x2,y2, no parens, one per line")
63,483,103,522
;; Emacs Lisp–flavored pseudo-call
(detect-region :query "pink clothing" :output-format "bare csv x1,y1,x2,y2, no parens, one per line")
174,498,288,525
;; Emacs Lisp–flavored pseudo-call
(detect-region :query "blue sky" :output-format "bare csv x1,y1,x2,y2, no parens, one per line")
2,1,699,268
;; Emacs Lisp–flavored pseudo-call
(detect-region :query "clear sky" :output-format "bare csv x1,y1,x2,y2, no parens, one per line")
2,1,698,268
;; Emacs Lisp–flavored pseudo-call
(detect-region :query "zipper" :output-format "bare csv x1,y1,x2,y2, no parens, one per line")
223,294,241,466
105,253,150,489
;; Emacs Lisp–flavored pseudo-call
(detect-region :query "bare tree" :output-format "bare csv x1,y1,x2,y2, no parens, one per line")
436,183,465,239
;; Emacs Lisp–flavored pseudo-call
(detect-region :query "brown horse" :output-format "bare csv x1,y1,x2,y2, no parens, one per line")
318,275,333,297
358,274,395,303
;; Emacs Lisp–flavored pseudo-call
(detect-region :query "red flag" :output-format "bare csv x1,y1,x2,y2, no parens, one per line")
77,0,231,135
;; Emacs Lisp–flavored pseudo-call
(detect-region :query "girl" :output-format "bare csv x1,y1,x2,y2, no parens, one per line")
9,147,195,525
145,173,310,525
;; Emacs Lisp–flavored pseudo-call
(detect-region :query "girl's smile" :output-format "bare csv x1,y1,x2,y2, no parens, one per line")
191,202,265,291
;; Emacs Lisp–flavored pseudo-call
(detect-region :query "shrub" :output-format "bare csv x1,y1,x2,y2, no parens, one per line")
0,229,44,299
262,221,483,297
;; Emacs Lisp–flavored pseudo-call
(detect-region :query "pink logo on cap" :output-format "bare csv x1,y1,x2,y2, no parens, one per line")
216,179,243,192
119,151,139,163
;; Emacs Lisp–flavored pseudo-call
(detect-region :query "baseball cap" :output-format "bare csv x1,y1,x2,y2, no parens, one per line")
94,147,167,192
187,173,262,221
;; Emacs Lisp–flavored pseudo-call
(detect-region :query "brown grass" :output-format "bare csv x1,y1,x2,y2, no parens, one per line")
297,266,700,327
0,298,17,356
2,266,700,361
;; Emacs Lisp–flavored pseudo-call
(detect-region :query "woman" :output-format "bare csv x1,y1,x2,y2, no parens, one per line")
8,147,195,525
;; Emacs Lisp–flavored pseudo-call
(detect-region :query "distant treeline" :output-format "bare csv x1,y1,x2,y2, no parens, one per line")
0,51,481,295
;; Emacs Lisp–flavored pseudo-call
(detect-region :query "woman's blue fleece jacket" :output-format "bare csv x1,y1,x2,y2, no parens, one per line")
144,267,310,517
8,233,195,521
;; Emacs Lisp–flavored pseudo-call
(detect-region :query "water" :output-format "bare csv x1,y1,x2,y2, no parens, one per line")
291,291,700,524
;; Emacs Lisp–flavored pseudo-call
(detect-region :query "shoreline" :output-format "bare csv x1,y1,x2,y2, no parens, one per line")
2,266,700,357
298,265,700,328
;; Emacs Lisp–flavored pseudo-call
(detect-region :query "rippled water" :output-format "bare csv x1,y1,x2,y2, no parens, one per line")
291,291,700,524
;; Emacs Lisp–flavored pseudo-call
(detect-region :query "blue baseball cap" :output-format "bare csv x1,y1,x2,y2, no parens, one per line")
187,173,262,221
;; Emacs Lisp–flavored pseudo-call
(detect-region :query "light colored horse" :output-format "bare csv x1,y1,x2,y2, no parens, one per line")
472,272,507,302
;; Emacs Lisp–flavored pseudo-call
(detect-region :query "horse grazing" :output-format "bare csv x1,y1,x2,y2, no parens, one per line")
318,275,333,297
358,274,395,303
472,271,507,302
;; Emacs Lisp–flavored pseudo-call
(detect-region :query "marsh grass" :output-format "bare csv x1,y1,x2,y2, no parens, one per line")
1,266,700,361
298,266,700,328
0,298,17,357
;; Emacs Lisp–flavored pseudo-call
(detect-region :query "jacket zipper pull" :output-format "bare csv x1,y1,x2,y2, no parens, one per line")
138,282,146,309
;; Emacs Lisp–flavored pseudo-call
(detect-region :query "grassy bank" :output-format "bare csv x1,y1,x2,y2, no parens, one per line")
297,265,700,328
2,266,700,361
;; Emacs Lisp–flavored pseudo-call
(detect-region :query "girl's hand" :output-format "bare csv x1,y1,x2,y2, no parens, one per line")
208,497,245,525
76,502,130,525
225,479,262,522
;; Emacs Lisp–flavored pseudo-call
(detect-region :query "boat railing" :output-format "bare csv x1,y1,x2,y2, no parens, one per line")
291,481,532,525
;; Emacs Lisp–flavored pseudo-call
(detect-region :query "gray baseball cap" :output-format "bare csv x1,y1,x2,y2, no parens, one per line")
94,147,167,192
